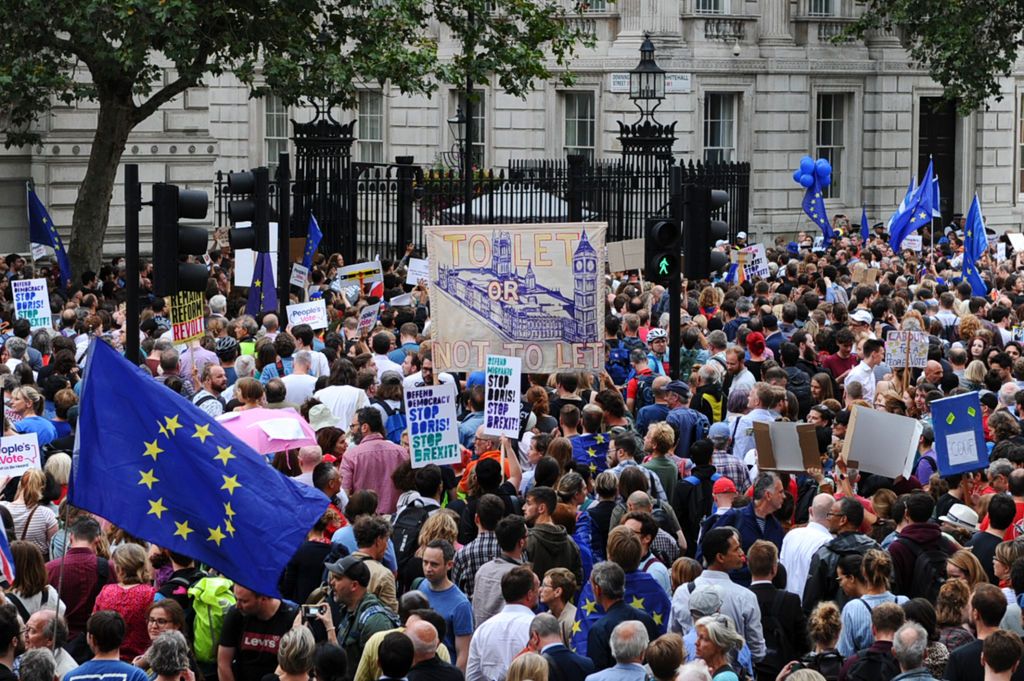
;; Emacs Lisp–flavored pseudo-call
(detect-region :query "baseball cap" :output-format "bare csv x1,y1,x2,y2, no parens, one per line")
713,478,737,495
737,231,747,240
325,555,371,586
689,585,723,617
849,309,873,325
664,381,690,400
708,421,731,440
466,371,487,390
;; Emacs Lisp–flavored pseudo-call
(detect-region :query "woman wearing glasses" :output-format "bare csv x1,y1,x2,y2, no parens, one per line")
134,600,195,679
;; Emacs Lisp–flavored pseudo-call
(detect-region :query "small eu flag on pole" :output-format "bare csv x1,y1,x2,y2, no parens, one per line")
26,183,72,287
70,339,328,596
962,194,988,296
245,252,278,317
301,214,322,270
801,179,834,247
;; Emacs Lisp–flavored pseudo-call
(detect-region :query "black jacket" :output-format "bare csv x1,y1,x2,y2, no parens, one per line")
543,643,595,681
750,583,809,681
784,366,813,419
802,531,879,611
672,463,718,558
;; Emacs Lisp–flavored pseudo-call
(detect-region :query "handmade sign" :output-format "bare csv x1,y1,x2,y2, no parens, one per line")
484,354,522,438
851,267,879,285
607,238,645,273
286,300,328,330
424,223,606,372
885,330,929,369
406,383,460,467
0,433,41,478
931,392,987,476
752,422,820,472
334,261,384,289
903,234,922,252
839,405,920,479
12,278,52,330
171,291,205,343
740,244,769,280
405,258,430,286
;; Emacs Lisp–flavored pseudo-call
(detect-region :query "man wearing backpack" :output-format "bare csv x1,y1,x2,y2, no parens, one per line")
625,349,656,414
747,541,807,681
837,602,904,681
803,497,879,612
664,382,709,460
371,371,407,444
156,550,206,612
887,492,955,600
45,517,109,658
672,439,719,557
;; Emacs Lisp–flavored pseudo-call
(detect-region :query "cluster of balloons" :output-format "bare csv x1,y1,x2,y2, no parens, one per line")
792,155,832,189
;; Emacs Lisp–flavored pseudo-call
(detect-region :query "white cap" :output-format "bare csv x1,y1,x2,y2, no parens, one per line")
715,240,728,247
737,231,747,239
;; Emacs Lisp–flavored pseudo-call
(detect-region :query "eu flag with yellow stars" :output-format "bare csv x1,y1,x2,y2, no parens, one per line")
569,570,671,655
70,339,328,597
26,183,72,287
301,214,322,270
801,180,834,248
571,432,610,477
245,251,278,317
962,193,989,296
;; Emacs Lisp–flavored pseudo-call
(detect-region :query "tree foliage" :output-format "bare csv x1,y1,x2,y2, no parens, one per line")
851,0,1024,114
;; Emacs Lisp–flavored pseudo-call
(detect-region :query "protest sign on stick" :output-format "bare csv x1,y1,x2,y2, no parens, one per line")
406,383,460,467
484,355,522,438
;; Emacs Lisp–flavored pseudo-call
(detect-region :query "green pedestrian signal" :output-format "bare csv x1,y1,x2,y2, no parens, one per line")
645,217,680,285
658,257,670,276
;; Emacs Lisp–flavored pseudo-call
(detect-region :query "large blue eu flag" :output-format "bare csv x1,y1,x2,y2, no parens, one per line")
245,252,278,317
70,339,328,596
569,570,671,655
26,183,72,287
889,159,934,252
571,432,611,476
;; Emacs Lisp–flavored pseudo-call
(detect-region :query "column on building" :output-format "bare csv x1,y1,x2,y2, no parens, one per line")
758,0,794,46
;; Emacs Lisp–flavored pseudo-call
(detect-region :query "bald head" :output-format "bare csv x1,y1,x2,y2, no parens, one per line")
924,360,943,385
810,493,835,524
652,375,671,393
406,620,439,662
627,490,652,511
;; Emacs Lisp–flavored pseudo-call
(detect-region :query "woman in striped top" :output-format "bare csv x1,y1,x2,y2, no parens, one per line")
0,469,58,560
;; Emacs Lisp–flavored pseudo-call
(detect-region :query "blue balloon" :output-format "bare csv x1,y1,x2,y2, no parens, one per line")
800,157,815,174
815,158,832,177
792,169,803,183
820,174,832,188
799,173,814,188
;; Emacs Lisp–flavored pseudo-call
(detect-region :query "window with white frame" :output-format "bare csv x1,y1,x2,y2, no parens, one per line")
581,0,608,10
563,92,596,160
265,94,289,173
703,93,737,163
357,91,384,163
815,93,847,198
695,0,725,14
808,0,834,16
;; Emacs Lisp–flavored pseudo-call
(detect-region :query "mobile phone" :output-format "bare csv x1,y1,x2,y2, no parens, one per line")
303,604,322,619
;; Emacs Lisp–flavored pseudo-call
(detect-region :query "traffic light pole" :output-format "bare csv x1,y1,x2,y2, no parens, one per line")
277,152,291,321
669,165,684,381
124,164,141,365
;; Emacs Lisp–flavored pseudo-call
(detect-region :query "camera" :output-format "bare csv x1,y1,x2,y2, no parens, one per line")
303,604,323,619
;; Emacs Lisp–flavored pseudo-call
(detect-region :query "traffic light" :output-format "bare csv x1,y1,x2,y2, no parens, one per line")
151,183,209,296
683,187,731,281
226,167,271,252
645,217,681,285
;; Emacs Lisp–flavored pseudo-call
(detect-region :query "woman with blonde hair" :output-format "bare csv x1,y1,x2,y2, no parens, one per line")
271,626,316,681
6,385,57,445
93,543,157,661
935,579,975,652
962,360,987,391
837,549,907,656
945,550,986,590
799,601,843,678
398,509,458,593
0,469,57,559
44,452,71,506
507,651,548,681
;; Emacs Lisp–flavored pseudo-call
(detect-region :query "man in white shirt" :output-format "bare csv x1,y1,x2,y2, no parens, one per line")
725,346,756,397
314,361,369,429
779,493,834,600
281,351,318,406
403,351,456,391
732,383,781,463
371,331,403,379
466,566,539,681
291,324,331,377
844,337,883,402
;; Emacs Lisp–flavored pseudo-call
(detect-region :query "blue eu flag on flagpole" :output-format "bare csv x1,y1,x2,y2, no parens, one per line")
962,194,988,296
70,339,328,597
26,183,72,287
801,179,834,247
246,252,278,317
889,159,934,252
301,214,322,270
570,570,671,655
860,205,869,243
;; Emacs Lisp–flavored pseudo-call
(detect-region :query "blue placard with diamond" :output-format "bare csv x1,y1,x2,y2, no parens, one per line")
931,392,987,476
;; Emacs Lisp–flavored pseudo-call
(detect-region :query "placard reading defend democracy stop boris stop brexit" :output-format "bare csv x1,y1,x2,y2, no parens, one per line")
405,382,460,468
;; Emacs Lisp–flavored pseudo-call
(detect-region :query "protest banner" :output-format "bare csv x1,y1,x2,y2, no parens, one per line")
12,279,52,330
607,238,645,273
997,243,1007,262
851,267,879,285
357,302,380,336
1007,233,1024,252
334,261,384,289
885,330,929,369
484,354,522,438
424,223,606,372
903,234,923,252
0,433,41,478
286,300,328,330
406,383,460,467
405,258,430,286
741,244,769,280
931,393,987,476
840,405,920,479
171,291,205,343
289,263,309,288
753,422,820,472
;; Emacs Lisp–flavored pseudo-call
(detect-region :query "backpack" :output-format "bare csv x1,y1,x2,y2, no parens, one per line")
700,391,724,425
633,374,657,413
898,536,948,601
800,651,844,681
188,576,236,664
842,647,901,681
392,499,432,571
606,340,632,387
374,398,407,444
756,590,795,679
684,472,722,524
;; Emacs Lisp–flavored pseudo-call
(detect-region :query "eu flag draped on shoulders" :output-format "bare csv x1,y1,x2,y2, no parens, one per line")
26,183,72,287
962,194,989,296
571,432,611,476
889,159,935,252
70,339,327,597
569,570,671,655
801,180,834,248
301,214,322,270
245,252,278,317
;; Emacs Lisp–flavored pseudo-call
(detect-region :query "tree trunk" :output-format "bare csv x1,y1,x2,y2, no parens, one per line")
68,94,134,276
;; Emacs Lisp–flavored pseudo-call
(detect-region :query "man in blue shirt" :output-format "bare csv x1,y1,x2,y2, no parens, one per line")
419,539,474,672
664,382,709,460
65,611,148,681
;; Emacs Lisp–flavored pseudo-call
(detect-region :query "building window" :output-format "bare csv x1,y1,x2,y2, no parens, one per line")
357,91,384,163
703,93,737,163
695,0,725,14
265,94,289,173
815,93,846,198
563,92,596,160
581,0,607,10
451,94,486,167
807,0,834,16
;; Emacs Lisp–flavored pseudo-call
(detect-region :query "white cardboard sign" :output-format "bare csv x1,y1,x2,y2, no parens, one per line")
289,263,309,288
12,278,53,330
840,405,920,479
286,300,328,330
357,302,380,336
405,258,430,286
484,354,522,438
406,383,461,467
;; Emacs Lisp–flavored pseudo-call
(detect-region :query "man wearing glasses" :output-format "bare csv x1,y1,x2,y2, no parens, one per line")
802,496,879,612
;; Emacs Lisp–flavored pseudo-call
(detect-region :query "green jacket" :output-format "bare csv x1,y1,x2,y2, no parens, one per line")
336,592,400,663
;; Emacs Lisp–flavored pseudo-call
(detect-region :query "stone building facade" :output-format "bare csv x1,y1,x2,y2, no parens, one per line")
1,0,1022,256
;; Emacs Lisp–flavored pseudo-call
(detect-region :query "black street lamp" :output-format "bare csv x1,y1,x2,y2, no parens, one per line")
629,32,666,120
444,107,466,169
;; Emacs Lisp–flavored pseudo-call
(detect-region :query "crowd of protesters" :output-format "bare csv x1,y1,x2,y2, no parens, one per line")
0,217,1022,681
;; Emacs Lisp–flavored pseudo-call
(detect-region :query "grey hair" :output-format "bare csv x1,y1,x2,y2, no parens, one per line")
736,298,753,314
707,330,728,351
294,350,312,368
234,354,257,379
752,472,780,501
148,630,191,677
989,458,1014,481
590,561,626,600
999,382,1019,407
39,610,69,648
678,662,713,681
529,613,562,639
892,622,928,670
209,294,227,314
698,363,722,386
609,620,649,662
18,648,55,681
695,615,745,654
153,338,174,352
277,626,316,675
5,337,27,359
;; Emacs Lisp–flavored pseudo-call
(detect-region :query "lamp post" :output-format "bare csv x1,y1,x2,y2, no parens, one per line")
629,32,666,121
445,108,466,170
